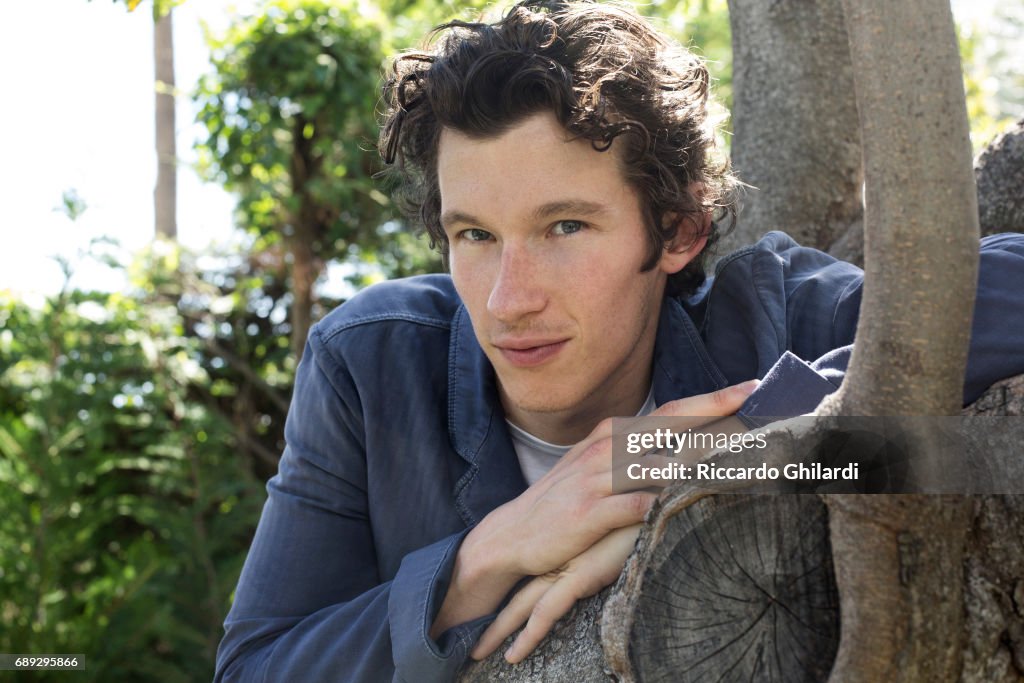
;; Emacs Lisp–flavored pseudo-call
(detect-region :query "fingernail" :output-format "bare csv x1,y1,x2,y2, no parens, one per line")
505,643,525,664
738,379,760,394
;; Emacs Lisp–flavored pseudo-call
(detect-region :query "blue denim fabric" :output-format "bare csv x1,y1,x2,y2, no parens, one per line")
216,231,1024,682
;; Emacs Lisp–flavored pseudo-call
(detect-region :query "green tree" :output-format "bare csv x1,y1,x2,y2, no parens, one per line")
196,0,440,360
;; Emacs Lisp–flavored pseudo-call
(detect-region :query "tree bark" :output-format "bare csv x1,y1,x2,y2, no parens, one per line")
723,0,862,258
154,7,176,240
960,375,1024,682
975,117,1024,236
458,588,611,682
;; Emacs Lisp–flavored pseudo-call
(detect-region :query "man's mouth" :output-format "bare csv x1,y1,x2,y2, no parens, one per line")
492,338,570,368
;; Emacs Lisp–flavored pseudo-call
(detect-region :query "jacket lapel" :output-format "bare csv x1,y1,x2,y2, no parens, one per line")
447,305,526,527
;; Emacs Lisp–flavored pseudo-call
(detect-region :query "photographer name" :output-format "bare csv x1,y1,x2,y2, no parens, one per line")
627,461,860,482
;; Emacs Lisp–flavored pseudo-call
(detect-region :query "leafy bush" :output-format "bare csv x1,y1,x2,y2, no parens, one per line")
0,244,288,681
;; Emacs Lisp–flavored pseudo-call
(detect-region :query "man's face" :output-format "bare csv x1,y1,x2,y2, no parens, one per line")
437,112,702,443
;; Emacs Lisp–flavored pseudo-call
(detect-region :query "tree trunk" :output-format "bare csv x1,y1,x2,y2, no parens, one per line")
726,0,1023,266
154,7,176,240
289,232,317,363
824,0,978,418
288,116,328,362
813,1,979,680
723,0,862,258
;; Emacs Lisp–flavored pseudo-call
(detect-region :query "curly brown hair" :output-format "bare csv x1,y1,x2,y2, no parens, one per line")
379,0,736,297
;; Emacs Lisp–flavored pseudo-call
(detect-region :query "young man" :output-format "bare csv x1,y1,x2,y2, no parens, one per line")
215,2,1024,681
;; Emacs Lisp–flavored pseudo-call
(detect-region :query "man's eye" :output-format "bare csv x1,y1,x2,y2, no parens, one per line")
552,220,585,236
460,228,493,242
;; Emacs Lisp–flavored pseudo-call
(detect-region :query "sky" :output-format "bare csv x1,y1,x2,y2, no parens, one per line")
0,0,258,301
0,0,1008,303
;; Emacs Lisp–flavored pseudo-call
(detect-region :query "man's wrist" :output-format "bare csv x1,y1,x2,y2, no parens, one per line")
429,517,523,639
451,518,524,608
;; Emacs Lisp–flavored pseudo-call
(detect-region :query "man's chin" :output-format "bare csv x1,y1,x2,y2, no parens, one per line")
505,395,573,415
500,386,579,416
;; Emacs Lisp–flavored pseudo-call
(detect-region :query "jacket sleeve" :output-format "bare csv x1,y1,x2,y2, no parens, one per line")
215,332,493,683
738,232,1024,426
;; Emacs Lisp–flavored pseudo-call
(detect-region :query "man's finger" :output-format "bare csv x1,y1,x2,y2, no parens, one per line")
652,380,759,420
470,576,552,661
504,580,582,663
587,490,658,531
613,380,759,438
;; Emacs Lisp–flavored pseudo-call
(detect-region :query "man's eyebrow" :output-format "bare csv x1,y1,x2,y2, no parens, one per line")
532,199,609,221
439,209,483,230
440,200,610,231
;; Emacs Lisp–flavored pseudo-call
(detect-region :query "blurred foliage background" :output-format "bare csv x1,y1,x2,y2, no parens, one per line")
1,0,1020,679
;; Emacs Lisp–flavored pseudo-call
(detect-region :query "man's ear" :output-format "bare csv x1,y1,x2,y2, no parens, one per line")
658,210,710,275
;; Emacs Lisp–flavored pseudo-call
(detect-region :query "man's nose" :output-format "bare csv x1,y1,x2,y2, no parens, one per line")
486,244,547,323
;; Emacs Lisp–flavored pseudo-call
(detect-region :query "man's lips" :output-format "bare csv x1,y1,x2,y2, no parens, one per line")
492,338,570,368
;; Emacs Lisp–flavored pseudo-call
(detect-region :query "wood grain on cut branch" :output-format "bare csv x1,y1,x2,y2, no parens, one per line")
604,493,838,683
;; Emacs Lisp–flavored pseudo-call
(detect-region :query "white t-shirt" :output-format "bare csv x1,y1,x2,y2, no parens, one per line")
508,388,658,486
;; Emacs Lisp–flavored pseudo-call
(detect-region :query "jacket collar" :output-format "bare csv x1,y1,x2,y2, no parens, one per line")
446,297,727,526
651,297,729,403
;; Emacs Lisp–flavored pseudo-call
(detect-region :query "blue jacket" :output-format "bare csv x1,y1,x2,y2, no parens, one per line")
215,232,1024,682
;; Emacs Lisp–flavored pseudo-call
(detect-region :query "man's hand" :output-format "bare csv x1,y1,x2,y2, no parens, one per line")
470,523,642,663
430,380,758,640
